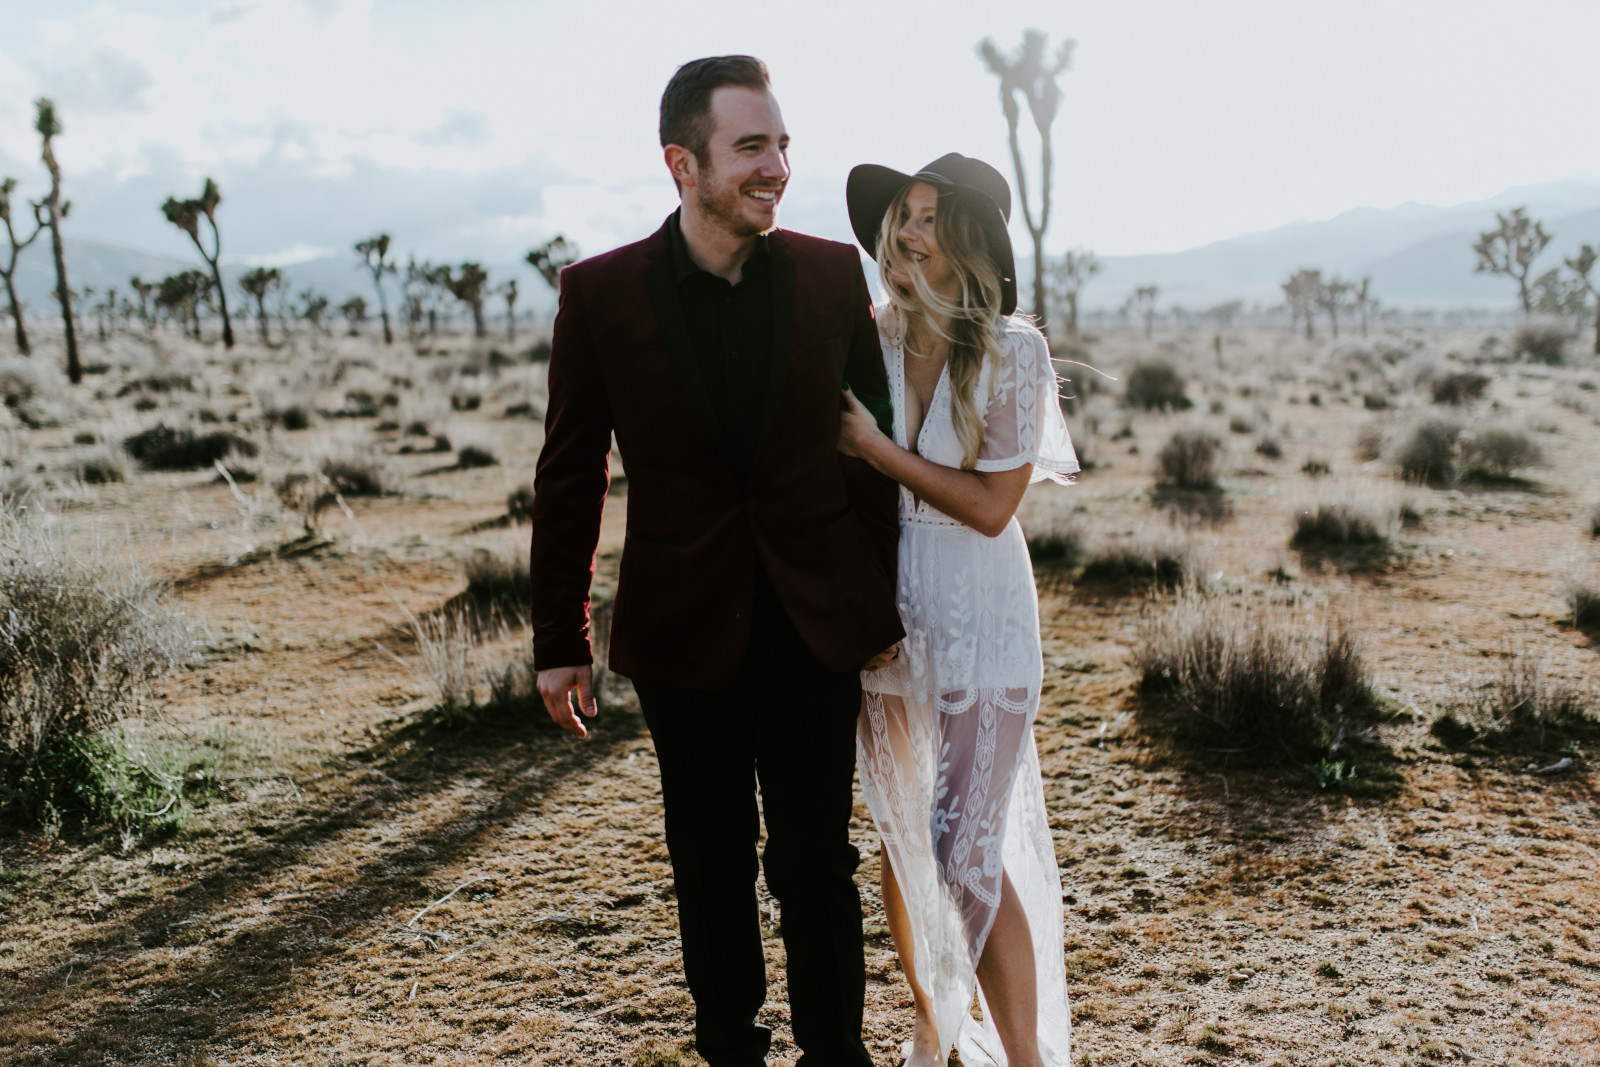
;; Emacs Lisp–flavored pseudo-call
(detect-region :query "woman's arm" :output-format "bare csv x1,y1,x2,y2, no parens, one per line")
839,388,1032,538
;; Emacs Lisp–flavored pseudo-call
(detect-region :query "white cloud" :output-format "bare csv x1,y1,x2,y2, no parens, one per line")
414,110,491,149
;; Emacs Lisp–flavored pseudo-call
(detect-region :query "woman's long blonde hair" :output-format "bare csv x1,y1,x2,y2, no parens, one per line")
876,183,1009,470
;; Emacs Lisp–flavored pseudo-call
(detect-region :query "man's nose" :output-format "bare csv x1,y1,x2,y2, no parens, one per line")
759,149,789,180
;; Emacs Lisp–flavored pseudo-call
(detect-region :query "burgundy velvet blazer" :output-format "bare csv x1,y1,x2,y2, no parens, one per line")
528,217,903,690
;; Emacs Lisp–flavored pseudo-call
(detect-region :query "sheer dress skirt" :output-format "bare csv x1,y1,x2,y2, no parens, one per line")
859,517,1072,1066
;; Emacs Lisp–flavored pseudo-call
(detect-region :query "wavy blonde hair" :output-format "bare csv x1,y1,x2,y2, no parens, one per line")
876,183,1009,469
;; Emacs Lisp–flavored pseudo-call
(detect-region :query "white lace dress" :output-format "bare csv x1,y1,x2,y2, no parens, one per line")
858,318,1078,1066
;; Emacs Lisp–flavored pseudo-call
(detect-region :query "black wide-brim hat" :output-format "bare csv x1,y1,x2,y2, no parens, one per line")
846,151,1018,316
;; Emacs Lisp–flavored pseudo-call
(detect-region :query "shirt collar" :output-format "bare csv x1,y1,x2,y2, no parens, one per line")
667,208,770,285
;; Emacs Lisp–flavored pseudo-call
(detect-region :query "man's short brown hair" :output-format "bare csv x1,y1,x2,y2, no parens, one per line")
659,55,771,166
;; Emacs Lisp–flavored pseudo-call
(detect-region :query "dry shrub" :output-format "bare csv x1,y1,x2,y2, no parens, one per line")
264,403,312,430
0,467,41,512
1433,650,1595,750
1227,414,1255,434
1291,500,1391,548
464,545,530,610
0,514,192,828
75,450,129,485
1300,458,1331,477
1134,591,1380,767
1566,571,1600,630
1586,502,1600,539
124,423,260,471
1460,426,1542,479
1125,360,1192,412
456,443,498,468
408,607,482,716
1254,436,1282,460
1024,510,1089,566
1354,422,1385,462
1392,418,1461,485
320,448,393,496
1430,371,1490,405
507,483,535,522
1078,529,1201,589
1514,321,1571,365
0,359,40,407
1157,430,1221,489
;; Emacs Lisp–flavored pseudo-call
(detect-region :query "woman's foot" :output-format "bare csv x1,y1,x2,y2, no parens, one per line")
904,1011,943,1067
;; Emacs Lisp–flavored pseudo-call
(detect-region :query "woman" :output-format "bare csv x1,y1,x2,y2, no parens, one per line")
839,154,1077,1067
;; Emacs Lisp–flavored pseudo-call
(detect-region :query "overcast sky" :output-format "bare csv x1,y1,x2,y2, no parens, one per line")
1,0,1596,270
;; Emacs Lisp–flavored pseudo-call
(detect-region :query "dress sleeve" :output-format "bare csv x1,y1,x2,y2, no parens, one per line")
973,325,1079,485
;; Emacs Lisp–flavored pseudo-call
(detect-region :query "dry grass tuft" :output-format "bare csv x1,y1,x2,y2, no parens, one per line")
456,442,498,468
1134,591,1381,770
123,423,260,472
1513,321,1571,364
1290,500,1392,549
1079,529,1204,590
506,483,535,523
1434,649,1596,750
1430,371,1490,405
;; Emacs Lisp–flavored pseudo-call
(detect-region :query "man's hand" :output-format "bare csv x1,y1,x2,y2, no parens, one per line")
537,665,597,738
862,644,899,672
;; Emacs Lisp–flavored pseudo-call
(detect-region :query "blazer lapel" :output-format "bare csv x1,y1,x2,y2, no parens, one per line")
750,235,795,466
642,248,739,469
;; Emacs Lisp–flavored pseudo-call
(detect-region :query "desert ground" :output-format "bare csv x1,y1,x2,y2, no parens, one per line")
2,317,1599,1066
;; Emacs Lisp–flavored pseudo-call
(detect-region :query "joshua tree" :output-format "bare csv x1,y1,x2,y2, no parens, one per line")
339,295,368,335
977,29,1075,331
1125,284,1158,338
33,99,81,380
525,235,578,291
1046,247,1098,342
499,278,519,342
1282,269,1324,339
1563,244,1599,355
1352,276,1374,337
0,177,44,355
129,276,156,331
1473,207,1550,318
156,269,213,339
238,266,282,344
1314,276,1355,338
445,262,490,338
90,286,118,342
298,289,331,336
355,233,397,344
162,177,235,347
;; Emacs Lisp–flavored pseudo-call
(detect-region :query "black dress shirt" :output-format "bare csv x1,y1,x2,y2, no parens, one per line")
667,210,773,475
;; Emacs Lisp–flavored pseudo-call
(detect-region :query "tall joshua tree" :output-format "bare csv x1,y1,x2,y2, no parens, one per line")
355,233,396,344
1282,269,1324,339
1473,207,1550,318
977,29,1075,332
445,262,489,338
34,99,81,381
162,178,234,348
0,177,44,354
129,276,157,331
239,266,282,344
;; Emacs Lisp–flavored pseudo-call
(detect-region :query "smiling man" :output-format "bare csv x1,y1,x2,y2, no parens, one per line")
528,56,902,1066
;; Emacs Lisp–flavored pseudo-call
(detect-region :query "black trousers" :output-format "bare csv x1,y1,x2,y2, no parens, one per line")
634,578,873,1067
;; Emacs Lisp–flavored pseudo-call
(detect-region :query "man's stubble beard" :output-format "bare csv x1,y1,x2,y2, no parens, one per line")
695,169,777,239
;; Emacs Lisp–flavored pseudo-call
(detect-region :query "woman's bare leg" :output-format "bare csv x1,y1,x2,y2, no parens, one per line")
975,871,1043,1067
880,845,943,1066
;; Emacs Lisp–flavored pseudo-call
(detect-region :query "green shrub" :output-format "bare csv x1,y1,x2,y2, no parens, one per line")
1125,360,1192,412
1157,430,1221,489
124,424,260,471
0,514,191,828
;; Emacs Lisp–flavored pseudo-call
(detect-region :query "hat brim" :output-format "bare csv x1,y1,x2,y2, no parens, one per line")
845,163,1018,317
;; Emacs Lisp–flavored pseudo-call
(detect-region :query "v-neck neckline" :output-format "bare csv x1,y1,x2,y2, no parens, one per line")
897,339,949,459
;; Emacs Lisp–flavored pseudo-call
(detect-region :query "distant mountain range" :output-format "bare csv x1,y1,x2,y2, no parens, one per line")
7,180,1600,320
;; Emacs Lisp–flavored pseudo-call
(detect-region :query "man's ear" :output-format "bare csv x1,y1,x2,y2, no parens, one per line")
664,144,697,189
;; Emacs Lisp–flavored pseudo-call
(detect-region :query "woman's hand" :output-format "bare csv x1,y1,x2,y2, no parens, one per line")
838,386,886,460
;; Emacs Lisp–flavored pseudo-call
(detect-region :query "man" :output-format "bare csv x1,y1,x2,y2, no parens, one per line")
529,55,902,1067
